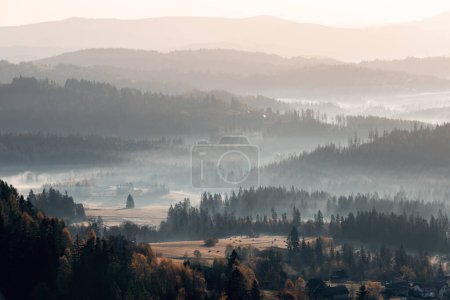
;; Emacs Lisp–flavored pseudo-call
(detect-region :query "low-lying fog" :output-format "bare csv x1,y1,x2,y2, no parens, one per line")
4,88,450,227
280,90,450,124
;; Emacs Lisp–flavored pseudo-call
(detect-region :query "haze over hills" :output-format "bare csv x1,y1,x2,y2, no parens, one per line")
34,48,342,75
360,57,450,79
263,124,450,196
0,76,421,138
6,2,450,299
33,49,450,81
2,13,450,62
2,49,450,99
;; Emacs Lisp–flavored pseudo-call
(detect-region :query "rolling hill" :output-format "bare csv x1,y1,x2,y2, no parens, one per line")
34,48,342,75
2,49,450,98
1,13,450,62
263,124,450,195
360,57,450,79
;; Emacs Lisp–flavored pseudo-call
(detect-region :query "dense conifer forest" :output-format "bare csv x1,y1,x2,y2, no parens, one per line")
4,6,450,300
0,77,421,138
0,132,183,165
2,180,449,299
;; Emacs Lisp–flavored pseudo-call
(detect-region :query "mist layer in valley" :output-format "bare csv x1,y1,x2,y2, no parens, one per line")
2,16,450,227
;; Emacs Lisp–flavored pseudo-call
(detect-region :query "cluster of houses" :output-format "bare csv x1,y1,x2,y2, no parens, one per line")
384,279,450,300
306,277,350,300
305,270,450,300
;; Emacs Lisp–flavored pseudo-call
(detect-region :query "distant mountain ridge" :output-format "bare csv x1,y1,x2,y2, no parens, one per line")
2,13,450,61
0,76,423,138
360,57,450,79
2,49,450,98
34,48,342,75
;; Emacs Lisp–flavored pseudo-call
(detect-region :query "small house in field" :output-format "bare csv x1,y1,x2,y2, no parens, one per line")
318,285,349,300
435,275,450,300
383,281,411,298
307,278,327,298
437,282,449,300
330,269,349,283
307,279,349,300
410,283,436,299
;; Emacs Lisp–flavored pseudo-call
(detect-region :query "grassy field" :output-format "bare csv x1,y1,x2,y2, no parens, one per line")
150,235,316,264
85,205,168,226
84,190,200,226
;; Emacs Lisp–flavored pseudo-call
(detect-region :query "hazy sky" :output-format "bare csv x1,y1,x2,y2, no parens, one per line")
2,0,450,27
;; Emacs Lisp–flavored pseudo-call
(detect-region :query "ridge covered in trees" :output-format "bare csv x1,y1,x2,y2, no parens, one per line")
263,124,450,194
0,77,421,138
0,180,219,299
267,124,450,173
100,189,449,253
2,48,450,97
28,188,86,221
1,179,449,299
0,132,183,166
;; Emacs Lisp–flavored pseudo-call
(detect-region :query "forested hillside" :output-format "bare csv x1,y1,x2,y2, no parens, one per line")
2,14,450,61
2,179,447,299
156,196,449,252
360,57,450,79
269,124,450,171
0,132,183,165
3,5,450,300
263,124,450,194
0,77,421,139
0,180,211,299
28,188,86,221
35,48,341,75
3,49,450,98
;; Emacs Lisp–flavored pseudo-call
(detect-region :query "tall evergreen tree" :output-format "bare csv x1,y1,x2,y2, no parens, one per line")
250,280,261,300
126,194,135,209
357,285,367,300
287,227,300,254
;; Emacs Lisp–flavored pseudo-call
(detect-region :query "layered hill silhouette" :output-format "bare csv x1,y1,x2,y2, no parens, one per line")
1,13,450,61
360,57,450,79
34,48,341,75
2,49,450,98
33,49,450,80
263,124,450,194
0,76,420,138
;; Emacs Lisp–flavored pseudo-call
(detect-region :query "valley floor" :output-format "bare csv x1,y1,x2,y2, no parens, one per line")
150,235,311,264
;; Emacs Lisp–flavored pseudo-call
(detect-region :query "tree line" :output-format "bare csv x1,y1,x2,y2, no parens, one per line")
0,77,419,138
195,188,446,220
262,124,450,194
28,188,86,221
0,179,251,299
0,131,184,166
2,179,448,299
267,124,450,175
95,191,450,253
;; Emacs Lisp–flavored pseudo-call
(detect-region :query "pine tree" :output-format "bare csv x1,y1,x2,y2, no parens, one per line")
271,207,278,223
314,238,324,263
357,285,367,300
250,280,261,300
315,210,324,232
126,194,135,209
228,250,239,267
395,245,408,269
438,263,445,279
226,267,248,300
292,207,301,227
287,227,300,254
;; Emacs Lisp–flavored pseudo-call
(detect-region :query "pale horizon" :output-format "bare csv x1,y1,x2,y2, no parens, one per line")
3,0,450,27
